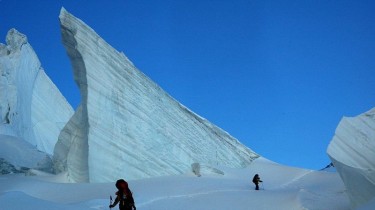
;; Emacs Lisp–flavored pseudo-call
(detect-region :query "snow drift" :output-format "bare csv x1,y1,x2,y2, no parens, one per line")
327,107,375,209
54,8,259,183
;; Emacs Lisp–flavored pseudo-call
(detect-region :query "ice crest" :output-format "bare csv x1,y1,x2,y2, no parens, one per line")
327,107,375,208
0,28,74,154
54,8,259,183
6,28,28,52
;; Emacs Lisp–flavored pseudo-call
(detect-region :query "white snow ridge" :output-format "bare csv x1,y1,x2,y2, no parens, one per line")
327,107,375,209
54,8,259,183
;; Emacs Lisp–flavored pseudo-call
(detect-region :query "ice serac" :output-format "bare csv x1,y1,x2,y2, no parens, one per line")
327,108,375,209
0,29,74,154
56,8,259,183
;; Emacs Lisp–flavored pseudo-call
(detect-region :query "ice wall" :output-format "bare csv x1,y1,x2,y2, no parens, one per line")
55,8,259,183
327,107,375,209
0,29,74,154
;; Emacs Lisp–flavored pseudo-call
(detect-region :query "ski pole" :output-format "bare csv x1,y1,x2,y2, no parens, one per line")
109,195,113,209
261,182,264,190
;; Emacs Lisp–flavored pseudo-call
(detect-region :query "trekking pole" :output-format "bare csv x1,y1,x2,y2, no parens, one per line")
109,195,113,209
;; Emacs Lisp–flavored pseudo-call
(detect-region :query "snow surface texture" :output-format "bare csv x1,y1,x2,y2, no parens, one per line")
327,107,375,209
0,29,74,154
0,134,53,174
0,158,354,210
55,8,259,183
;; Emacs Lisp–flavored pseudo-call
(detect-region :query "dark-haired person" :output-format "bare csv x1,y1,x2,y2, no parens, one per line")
109,179,136,210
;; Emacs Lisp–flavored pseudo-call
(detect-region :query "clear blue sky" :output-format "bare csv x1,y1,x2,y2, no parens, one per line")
1,0,374,170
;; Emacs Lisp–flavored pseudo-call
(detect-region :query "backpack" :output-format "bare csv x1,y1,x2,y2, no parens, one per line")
115,179,135,208
252,174,259,184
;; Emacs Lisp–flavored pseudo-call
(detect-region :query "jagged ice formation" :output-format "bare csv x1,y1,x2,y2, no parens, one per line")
327,107,375,209
0,29,74,155
54,8,259,183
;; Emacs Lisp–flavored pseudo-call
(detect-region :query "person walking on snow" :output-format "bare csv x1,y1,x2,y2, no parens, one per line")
109,179,136,210
252,174,263,190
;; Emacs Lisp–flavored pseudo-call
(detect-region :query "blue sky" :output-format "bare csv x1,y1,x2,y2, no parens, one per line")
1,0,374,170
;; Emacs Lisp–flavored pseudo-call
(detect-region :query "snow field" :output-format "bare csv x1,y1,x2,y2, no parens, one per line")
0,158,351,210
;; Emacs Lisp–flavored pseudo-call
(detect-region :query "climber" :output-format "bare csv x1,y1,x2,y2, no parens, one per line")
109,179,136,210
252,174,263,190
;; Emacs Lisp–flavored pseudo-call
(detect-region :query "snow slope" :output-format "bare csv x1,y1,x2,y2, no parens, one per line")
55,8,258,183
0,158,352,210
0,134,52,173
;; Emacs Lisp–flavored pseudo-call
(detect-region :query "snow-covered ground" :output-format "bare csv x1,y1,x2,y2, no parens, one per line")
0,157,352,210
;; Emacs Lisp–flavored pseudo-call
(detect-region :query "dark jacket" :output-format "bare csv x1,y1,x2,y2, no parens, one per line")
252,174,262,184
110,179,136,210
111,190,135,210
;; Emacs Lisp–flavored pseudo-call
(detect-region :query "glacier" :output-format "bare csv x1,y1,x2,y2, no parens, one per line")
327,107,375,209
0,7,374,209
0,28,74,155
54,8,259,183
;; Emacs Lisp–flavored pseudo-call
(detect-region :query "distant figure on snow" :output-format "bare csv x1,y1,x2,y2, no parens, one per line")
252,174,263,190
109,179,136,210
